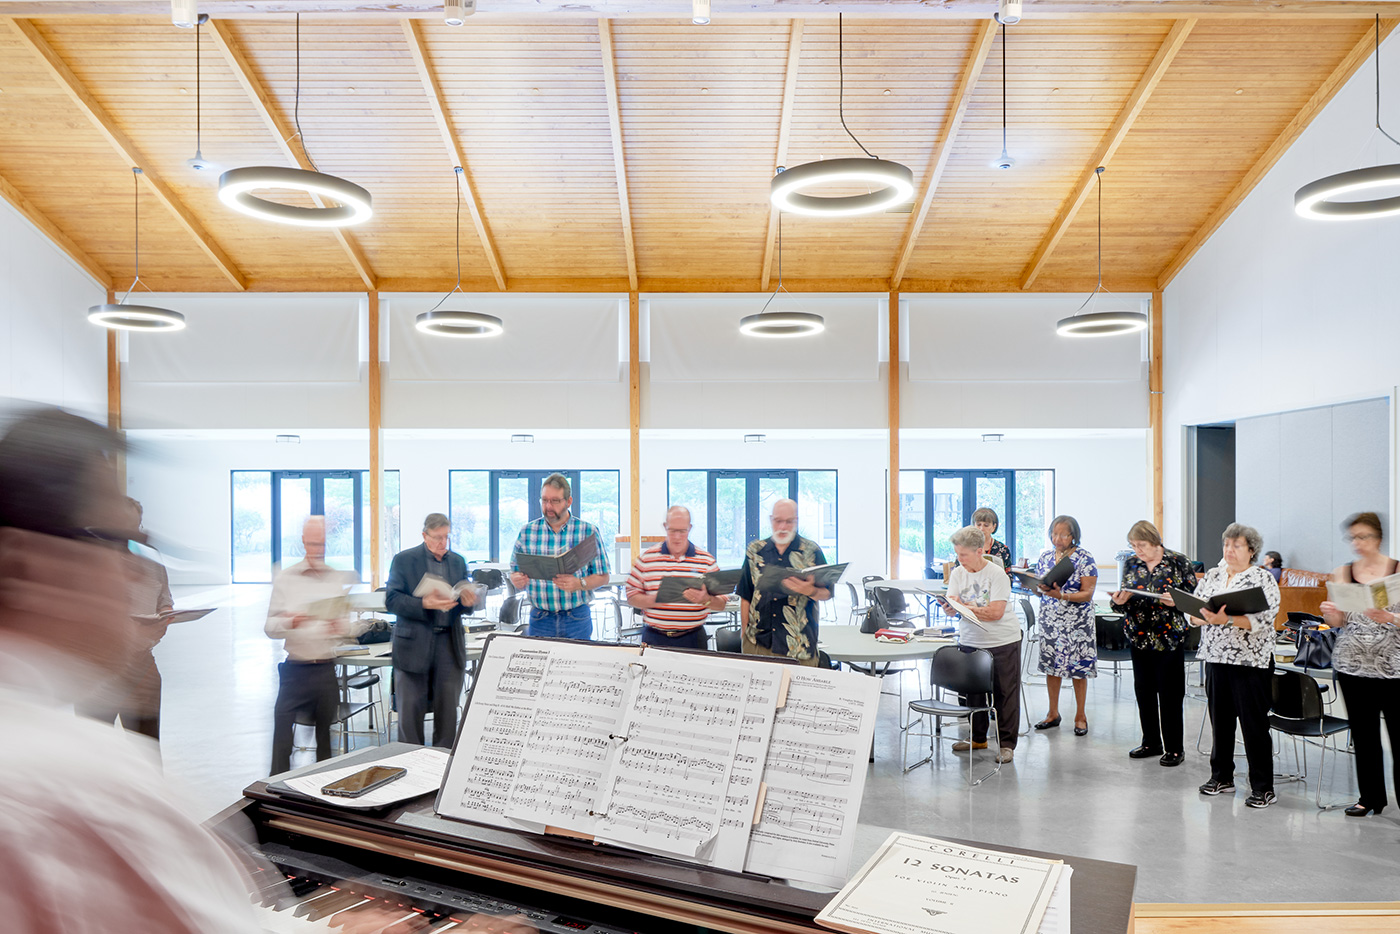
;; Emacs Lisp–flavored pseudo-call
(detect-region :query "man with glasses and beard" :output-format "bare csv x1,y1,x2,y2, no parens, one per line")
735,498,832,666
509,473,610,640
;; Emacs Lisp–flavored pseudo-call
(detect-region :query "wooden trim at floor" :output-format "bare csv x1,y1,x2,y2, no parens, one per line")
1134,902,1400,934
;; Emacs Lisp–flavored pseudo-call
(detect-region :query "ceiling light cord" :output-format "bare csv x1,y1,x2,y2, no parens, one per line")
120,167,146,304
1074,167,1106,315
427,167,465,314
1002,23,1008,156
838,13,878,160
294,12,320,172
758,211,786,316
1376,15,1400,148
195,19,201,155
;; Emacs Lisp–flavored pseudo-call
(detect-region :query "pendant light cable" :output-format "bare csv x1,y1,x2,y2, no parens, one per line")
838,13,877,159
427,167,465,314
294,13,320,172
1375,15,1400,148
1001,23,1007,157
121,166,143,301
1074,167,1106,314
758,211,786,316
195,19,201,157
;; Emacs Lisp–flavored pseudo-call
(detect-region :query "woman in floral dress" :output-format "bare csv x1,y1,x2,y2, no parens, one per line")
1033,515,1097,735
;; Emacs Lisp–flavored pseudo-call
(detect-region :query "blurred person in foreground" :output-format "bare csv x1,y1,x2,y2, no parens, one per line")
0,410,540,933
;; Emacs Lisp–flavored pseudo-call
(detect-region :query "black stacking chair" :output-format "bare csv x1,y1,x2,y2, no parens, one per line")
902,645,1002,785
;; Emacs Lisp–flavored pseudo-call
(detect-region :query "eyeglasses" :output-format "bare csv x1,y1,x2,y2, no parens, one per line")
770,517,797,526
664,527,691,534
540,497,567,506
1345,533,1380,542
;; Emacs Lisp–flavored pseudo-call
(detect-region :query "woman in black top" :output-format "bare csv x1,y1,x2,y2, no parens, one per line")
972,507,1013,568
1109,520,1196,766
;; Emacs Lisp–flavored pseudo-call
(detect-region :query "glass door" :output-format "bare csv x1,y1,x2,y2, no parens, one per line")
705,471,797,564
493,474,532,562
322,473,359,572
276,474,313,565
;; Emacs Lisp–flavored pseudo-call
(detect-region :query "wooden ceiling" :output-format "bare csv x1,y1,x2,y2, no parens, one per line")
0,1,1395,294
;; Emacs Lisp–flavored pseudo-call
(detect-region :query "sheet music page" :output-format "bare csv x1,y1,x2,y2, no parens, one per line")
744,667,881,888
700,658,783,872
590,650,753,858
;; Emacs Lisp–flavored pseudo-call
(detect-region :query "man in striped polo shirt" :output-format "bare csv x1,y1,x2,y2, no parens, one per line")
625,506,729,649
508,472,610,640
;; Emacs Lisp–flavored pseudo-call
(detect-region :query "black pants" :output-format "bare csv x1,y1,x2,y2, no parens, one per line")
270,660,339,775
397,629,465,748
1205,661,1274,794
1337,672,1400,808
969,641,1022,751
1130,645,1185,754
640,625,708,650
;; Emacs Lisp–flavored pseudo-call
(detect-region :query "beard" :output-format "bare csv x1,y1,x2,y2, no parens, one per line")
771,528,796,545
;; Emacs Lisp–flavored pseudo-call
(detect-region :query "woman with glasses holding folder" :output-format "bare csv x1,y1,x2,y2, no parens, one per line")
1191,523,1281,809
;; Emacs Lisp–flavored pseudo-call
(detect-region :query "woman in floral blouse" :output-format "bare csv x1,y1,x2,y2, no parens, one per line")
1109,520,1195,767
1033,515,1097,735
1192,523,1281,809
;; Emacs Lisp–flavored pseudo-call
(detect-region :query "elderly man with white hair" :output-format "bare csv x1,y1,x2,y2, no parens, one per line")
735,498,832,666
625,506,728,649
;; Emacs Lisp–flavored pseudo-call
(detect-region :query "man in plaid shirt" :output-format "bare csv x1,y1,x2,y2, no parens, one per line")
508,472,610,640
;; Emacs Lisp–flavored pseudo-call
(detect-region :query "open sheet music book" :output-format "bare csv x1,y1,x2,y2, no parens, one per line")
131,607,215,625
756,562,849,592
1327,574,1400,613
435,634,881,887
1007,557,1074,592
513,533,600,580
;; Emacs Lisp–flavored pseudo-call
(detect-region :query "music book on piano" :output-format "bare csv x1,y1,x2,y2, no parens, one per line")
435,634,881,888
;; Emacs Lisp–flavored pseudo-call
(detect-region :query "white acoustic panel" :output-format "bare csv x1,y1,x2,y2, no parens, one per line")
126,293,361,383
388,294,621,382
648,294,879,382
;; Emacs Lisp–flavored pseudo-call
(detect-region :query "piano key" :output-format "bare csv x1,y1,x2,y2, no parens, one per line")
294,888,353,919
310,890,372,922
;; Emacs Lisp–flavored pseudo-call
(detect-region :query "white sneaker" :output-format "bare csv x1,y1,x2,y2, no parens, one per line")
996,748,1014,763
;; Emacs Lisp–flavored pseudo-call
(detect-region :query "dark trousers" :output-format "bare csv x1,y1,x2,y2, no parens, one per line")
1130,645,1185,753
270,660,339,775
1337,672,1400,808
969,640,1022,750
640,625,708,650
397,629,465,748
1205,661,1274,794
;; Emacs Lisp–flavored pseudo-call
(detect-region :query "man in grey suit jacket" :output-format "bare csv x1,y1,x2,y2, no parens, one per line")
386,512,478,747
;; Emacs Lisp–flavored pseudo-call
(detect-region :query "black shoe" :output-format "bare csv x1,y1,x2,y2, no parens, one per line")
1129,745,1163,759
1034,716,1061,730
1345,802,1385,817
1246,790,1277,809
1073,721,1088,736
1159,752,1185,767
1199,778,1235,796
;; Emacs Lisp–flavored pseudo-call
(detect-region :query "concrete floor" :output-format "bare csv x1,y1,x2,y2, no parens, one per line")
153,585,1400,905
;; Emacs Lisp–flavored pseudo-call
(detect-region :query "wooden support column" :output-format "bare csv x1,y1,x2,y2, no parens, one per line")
368,291,383,587
888,291,901,577
628,292,641,562
1149,291,1164,532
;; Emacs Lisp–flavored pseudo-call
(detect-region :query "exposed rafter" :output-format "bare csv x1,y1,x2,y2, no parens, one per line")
206,17,377,290
1157,17,1400,289
890,20,997,290
597,18,638,292
0,170,110,287
1020,18,1195,290
4,16,248,289
401,19,507,291
760,19,804,292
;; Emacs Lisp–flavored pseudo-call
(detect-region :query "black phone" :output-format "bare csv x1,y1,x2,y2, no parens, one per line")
321,765,407,798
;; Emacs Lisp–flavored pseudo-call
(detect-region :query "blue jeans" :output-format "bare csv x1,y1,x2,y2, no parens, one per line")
528,603,594,640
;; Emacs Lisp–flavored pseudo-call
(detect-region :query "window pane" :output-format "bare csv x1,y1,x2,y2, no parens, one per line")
930,476,963,565
898,470,924,578
278,476,313,567
448,470,490,562
497,476,529,561
714,477,747,568
667,471,707,543
797,470,837,562
579,471,620,564
232,471,272,583
1014,470,1054,565
383,470,401,572
323,477,357,575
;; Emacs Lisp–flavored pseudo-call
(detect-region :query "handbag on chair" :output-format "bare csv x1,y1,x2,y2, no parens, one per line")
1294,623,1338,670
860,599,888,634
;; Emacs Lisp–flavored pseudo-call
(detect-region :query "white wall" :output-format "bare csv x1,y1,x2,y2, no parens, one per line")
0,198,107,417
1163,32,1400,546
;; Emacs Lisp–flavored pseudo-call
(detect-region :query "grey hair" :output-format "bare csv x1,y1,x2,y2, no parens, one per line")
423,512,450,533
971,507,1000,533
950,526,986,550
1048,515,1081,546
1221,522,1263,558
542,472,572,499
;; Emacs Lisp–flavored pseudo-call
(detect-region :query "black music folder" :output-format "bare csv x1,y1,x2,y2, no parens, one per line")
1007,556,1074,591
1169,586,1270,621
513,533,599,580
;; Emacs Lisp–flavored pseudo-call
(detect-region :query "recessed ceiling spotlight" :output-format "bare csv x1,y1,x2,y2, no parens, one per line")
994,0,1022,25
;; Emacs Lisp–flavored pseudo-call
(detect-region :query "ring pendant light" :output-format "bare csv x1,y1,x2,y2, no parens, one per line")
1295,15,1400,220
740,212,825,338
416,167,503,339
769,13,913,217
89,168,186,332
1055,167,1146,338
218,13,372,228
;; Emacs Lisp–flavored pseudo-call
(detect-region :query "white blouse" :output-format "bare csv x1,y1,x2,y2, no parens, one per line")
1193,563,1281,669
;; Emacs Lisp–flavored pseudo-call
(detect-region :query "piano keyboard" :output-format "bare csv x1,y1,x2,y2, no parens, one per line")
249,842,637,934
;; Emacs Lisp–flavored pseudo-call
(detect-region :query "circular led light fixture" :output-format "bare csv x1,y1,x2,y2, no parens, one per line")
415,310,504,339
1055,310,1147,338
87,303,186,332
738,311,825,338
1294,164,1400,220
770,158,914,217
219,166,373,228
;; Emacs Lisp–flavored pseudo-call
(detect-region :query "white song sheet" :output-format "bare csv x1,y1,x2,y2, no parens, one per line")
701,659,784,872
590,651,753,858
744,667,881,888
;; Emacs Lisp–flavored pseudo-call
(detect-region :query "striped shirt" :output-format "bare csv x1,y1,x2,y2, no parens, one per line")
626,541,720,631
510,513,610,613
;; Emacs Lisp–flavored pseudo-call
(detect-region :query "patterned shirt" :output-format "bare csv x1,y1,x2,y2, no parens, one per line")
1334,611,1400,679
1119,549,1197,651
735,535,826,661
626,541,719,632
510,513,610,614
987,538,1012,568
1193,563,1281,669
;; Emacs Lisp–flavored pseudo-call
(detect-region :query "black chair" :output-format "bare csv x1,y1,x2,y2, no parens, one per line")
714,624,741,654
1269,669,1352,809
871,585,920,627
902,645,1002,784
844,580,869,626
1095,613,1132,680
496,593,526,633
818,650,839,670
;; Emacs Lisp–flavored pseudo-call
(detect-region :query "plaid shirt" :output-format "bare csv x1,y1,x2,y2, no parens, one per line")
511,513,610,613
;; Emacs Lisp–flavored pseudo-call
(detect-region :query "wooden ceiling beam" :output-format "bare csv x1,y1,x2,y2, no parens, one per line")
598,18,638,292
4,17,248,290
760,19,804,292
206,17,377,290
1157,17,1399,290
890,19,997,290
0,170,111,287
1020,17,1196,290
401,19,507,291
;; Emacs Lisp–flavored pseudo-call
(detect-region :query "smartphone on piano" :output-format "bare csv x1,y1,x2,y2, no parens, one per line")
321,765,407,798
